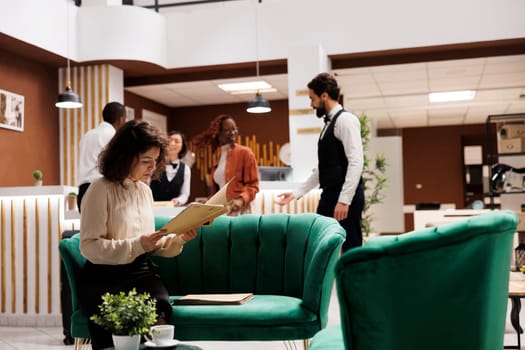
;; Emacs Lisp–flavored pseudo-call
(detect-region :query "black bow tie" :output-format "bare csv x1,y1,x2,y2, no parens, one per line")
170,162,178,169
323,115,331,124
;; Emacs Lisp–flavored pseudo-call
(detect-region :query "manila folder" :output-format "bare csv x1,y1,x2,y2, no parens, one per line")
161,178,231,234
173,293,253,305
161,203,227,235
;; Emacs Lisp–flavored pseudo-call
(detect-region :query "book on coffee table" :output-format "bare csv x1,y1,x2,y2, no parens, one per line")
172,293,253,305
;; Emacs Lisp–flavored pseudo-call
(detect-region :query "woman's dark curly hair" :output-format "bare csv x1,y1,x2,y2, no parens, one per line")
191,114,234,152
99,120,167,183
307,72,340,101
168,130,188,159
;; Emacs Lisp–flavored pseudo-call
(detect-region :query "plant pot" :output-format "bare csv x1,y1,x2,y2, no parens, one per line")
34,179,43,186
112,334,140,350
66,195,77,211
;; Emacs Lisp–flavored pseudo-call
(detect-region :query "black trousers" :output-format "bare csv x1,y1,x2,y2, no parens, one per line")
317,183,364,252
77,183,90,213
78,255,172,350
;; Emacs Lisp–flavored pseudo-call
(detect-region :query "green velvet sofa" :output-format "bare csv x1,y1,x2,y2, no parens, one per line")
59,213,346,349
309,210,518,350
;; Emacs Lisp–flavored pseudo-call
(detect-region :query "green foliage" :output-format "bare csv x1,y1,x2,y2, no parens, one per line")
32,170,43,180
90,288,157,336
358,114,388,237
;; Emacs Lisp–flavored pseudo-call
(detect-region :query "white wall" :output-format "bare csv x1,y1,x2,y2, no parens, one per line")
368,136,405,233
1,0,524,67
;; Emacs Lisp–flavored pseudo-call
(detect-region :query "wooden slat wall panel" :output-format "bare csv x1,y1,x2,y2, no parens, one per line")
0,195,78,326
59,64,110,186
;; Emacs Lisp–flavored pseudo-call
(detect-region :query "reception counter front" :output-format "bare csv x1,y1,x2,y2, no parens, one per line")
0,186,79,326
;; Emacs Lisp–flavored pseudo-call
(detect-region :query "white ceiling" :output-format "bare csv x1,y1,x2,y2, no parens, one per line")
126,54,525,129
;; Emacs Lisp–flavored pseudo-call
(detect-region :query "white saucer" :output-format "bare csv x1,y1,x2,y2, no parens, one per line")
144,339,179,348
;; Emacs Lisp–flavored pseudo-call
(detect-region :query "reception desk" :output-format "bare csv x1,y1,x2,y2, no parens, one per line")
0,186,79,326
252,182,321,215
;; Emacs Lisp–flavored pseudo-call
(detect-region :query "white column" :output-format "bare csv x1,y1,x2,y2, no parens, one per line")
286,45,330,182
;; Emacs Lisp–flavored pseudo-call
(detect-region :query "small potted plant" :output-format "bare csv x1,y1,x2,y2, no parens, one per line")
66,192,77,211
33,170,43,186
90,288,157,350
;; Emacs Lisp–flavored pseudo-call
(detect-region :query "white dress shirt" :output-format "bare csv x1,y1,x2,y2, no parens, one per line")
76,121,116,186
293,104,364,205
165,160,191,206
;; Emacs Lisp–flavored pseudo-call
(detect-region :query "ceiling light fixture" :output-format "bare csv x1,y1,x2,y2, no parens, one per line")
56,1,82,109
219,81,273,93
428,90,475,103
246,0,271,114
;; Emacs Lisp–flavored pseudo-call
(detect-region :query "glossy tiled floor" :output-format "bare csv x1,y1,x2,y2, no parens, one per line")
0,283,523,350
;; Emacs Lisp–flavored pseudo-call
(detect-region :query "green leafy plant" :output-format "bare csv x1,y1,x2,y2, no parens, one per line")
358,113,388,237
33,170,43,180
90,288,157,336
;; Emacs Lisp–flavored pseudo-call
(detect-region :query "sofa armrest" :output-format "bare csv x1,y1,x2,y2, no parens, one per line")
301,216,346,328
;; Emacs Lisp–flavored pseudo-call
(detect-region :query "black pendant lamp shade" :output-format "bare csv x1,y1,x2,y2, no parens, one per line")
56,84,82,109
247,92,271,113
246,0,271,114
56,1,82,110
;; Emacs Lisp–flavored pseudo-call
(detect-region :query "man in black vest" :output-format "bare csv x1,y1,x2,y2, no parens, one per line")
277,72,364,251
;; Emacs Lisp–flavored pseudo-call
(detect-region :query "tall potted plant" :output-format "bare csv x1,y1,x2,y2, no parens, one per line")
90,288,157,350
358,113,388,238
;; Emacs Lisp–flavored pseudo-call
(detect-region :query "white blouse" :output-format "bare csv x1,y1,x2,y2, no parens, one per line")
80,177,186,265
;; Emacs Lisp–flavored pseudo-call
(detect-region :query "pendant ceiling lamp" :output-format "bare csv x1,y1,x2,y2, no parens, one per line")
56,1,82,109
246,0,271,114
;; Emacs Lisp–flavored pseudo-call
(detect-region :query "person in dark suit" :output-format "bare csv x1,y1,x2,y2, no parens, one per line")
276,72,364,251
150,130,191,206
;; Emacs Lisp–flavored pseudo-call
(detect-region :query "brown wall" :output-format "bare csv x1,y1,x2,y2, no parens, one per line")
0,50,60,186
380,124,488,231
124,90,172,121
399,124,486,207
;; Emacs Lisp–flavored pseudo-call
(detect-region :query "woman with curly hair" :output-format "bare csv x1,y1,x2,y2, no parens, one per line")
192,114,259,215
78,120,198,349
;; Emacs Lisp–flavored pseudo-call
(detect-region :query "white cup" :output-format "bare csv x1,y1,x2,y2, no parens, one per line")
148,324,175,346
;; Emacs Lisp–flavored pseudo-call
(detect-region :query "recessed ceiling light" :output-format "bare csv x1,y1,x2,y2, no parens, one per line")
230,88,276,95
428,90,476,103
218,81,273,94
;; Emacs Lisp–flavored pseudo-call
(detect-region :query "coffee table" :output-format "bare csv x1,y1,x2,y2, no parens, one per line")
505,278,525,349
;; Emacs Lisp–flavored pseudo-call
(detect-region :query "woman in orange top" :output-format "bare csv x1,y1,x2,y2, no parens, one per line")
192,114,259,215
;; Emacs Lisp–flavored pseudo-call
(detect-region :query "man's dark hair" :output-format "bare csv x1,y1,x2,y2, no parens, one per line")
102,102,126,125
99,120,167,183
307,72,340,101
168,130,189,159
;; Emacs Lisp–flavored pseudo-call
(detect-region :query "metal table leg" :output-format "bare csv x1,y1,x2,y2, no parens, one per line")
505,296,522,349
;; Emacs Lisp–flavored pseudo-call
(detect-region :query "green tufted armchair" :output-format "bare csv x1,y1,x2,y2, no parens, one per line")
309,210,518,350
60,213,345,350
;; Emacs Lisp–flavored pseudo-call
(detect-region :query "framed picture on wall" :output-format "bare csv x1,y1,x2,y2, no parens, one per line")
125,106,135,121
0,89,24,132
142,109,167,135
